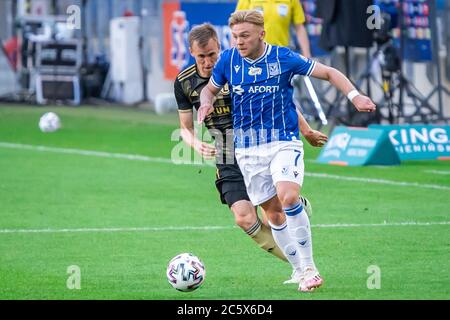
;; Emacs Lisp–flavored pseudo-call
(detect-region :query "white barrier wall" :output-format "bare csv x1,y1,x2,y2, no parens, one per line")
110,16,143,104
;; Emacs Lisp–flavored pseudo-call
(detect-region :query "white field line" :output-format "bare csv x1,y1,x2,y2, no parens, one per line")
0,226,233,234
0,142,175,164
0,221,449,234
425,170,450,175
0,142,212,167
1,142,450,191
305,172,450,191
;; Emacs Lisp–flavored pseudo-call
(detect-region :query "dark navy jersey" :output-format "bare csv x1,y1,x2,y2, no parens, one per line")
174,64,234,163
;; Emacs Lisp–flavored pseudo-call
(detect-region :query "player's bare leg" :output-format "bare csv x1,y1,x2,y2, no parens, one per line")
231,200,287,262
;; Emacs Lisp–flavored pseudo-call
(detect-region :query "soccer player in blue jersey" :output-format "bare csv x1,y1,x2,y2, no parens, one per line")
198,10,376,292
176,24,328,274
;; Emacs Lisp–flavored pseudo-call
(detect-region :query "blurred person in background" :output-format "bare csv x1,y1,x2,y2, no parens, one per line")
236,0,311,58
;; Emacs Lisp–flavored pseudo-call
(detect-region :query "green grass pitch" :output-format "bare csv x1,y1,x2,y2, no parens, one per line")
0,105,449,300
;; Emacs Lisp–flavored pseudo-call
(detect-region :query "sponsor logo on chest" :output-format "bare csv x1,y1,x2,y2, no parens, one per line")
248,66,263,76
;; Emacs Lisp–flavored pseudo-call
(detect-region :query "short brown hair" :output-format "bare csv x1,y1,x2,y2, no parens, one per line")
228,10,264,29
188,23,219,48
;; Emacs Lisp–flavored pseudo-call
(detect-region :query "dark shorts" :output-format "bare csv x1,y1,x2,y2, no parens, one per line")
215,163,250,207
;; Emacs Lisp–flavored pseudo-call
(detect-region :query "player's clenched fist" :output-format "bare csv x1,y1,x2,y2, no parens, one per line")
353,95,377,113
304,130,328,147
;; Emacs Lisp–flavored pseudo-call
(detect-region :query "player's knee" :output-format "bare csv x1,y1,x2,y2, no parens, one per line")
278,190,300,208
231,201,256,230
235,214,255,230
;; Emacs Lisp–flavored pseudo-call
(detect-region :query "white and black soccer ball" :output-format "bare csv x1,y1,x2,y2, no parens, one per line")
166,253,205,292
39,112,61,133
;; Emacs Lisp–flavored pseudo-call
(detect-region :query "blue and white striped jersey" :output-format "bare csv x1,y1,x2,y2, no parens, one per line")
211,44,316,148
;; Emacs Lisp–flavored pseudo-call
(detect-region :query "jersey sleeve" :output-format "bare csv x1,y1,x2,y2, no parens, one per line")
174,78,192,111
288,49,316,77
210,50,229,88
292,0,306,25
235,0,250,10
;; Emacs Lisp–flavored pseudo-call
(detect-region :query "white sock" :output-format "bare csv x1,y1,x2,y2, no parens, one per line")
284,202,316,270
268,220,302,271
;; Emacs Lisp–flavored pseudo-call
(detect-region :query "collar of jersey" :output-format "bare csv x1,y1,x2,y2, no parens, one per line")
243,43,272,65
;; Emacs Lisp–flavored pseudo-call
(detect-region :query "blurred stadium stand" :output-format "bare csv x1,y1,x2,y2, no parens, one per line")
0,0,448,123
0,44,17,97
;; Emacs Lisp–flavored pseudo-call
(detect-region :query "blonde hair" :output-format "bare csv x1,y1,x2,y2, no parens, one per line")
228,10,264,29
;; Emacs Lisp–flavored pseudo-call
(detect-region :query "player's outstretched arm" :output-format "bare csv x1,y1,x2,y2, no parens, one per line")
179,111,216,159
297,110,328,147
198,81,221,123
311,63,376,113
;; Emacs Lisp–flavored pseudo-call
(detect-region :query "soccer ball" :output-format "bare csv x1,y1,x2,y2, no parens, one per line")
166,253,205,292
39,112,61,133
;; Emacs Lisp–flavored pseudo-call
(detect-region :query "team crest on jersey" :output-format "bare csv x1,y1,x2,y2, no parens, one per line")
268,63,280,76
220,83,230,95
277,4,288,17
248,66,262,76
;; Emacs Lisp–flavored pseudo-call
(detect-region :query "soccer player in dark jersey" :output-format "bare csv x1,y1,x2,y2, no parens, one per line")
175,23,327,269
